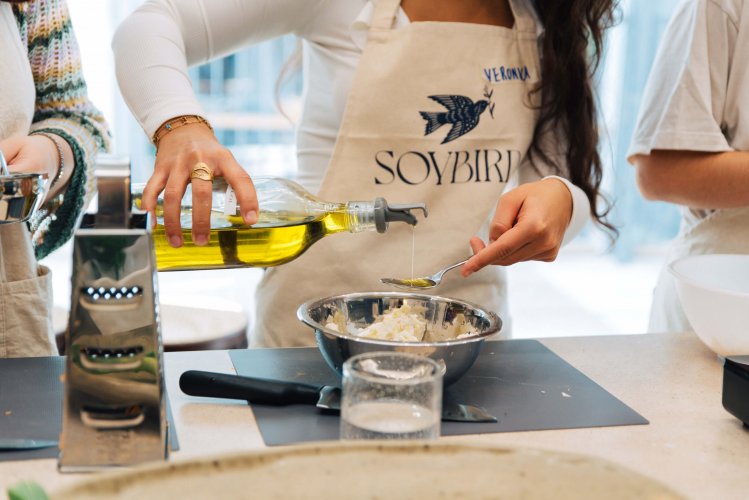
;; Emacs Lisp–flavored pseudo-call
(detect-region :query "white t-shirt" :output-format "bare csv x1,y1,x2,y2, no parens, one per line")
113,0,589,240
627,0,749,226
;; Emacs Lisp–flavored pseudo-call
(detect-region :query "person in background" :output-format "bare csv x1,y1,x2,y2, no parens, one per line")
0,0,109,357
113,0,617,347
628,0,748,332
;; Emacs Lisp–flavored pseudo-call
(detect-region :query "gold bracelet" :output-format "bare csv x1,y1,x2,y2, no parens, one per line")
31,132,65,188
152,115,214,148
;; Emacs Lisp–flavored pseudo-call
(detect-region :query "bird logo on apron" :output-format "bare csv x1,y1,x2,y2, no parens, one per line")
420,87,497,144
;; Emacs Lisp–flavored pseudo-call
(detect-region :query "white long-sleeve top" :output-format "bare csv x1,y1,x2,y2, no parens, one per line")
112,0,590,241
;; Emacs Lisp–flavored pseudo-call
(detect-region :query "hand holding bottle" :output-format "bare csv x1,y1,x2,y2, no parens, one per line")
142,122,259,248
462,178,573,275
133,178,427,271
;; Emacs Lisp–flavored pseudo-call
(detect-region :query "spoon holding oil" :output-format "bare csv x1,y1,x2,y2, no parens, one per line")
380,258,470,290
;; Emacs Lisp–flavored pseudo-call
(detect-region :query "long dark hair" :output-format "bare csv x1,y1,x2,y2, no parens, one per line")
532,0,618,236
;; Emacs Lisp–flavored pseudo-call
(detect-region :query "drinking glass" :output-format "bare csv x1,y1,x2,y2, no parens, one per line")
340,352,443,440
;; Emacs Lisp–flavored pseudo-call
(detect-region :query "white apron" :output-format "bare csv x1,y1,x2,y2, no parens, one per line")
649,207,749,332
252,0,542,347
0,3,57,357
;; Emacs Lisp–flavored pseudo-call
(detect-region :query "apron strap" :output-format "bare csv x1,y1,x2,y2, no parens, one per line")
509,0,540,35
370,0,402,32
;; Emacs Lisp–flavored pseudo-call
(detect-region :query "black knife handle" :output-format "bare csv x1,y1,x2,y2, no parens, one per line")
179,370,322,406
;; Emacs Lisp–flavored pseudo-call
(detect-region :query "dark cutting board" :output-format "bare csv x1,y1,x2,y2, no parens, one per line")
229,339,648,446
0,356,179,462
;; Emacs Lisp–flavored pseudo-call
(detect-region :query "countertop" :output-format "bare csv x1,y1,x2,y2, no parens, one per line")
1,333,747,499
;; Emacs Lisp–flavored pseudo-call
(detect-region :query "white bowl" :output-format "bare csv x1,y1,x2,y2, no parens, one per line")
669,254,749,356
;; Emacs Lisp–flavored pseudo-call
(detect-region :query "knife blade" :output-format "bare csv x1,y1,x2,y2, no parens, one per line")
0,439,59,451
179,370,496,423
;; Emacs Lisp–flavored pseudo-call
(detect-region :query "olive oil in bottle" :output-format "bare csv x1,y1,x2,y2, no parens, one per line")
133,178,427,272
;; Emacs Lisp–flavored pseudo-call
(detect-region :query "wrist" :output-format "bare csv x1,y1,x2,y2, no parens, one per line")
541,176,574,222
542,176,592,247
30,132,64,188
154,123,221,162
152,115,213,149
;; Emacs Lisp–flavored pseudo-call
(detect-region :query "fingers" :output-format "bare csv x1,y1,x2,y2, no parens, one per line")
464,219,562,273
464,226,531,274
0,137,23,162
469,236,485,255
141,170,168,215
462,237,486,277
162,170,189,248
461,181,572,276
489,190,522,242
217,151,258,225
146,155,256,248
462,189,527,274
1,136,49,176
140,121,261,247
190,172,213,245
3,157,36,175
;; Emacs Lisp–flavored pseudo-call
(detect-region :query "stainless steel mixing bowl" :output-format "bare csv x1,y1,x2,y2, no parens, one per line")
0,173,46,224
297,292,502,386
0,151,46,224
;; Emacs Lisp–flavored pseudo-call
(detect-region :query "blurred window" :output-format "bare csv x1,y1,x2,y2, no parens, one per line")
597,0,684,258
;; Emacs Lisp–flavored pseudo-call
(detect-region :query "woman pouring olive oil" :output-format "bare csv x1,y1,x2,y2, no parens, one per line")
113,0,617,347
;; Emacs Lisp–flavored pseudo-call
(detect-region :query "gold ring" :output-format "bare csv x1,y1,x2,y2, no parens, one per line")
190,162,214,182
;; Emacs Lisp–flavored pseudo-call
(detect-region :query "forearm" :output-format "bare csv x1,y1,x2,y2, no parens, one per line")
112,4,204,138
27,118,106,260
30,116,106,201
634,150,749,209
112,0,314,137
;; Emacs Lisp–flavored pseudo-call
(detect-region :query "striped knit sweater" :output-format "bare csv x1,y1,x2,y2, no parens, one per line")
11,0,110,260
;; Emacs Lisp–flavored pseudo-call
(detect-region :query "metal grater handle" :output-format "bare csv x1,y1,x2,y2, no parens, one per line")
95,155,131,228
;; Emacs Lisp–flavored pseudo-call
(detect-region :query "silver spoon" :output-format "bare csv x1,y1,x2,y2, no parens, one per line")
380,258,470,290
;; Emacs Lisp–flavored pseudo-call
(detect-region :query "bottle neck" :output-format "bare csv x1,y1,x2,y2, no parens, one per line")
344,201,378,233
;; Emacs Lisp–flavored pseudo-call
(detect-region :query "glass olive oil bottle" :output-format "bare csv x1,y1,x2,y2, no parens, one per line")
133,178,427,272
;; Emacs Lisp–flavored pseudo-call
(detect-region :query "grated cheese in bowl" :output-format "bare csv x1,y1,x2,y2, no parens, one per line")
325,303,478,342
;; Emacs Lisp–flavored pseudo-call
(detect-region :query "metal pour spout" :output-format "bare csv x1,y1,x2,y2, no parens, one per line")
373,198,429,233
